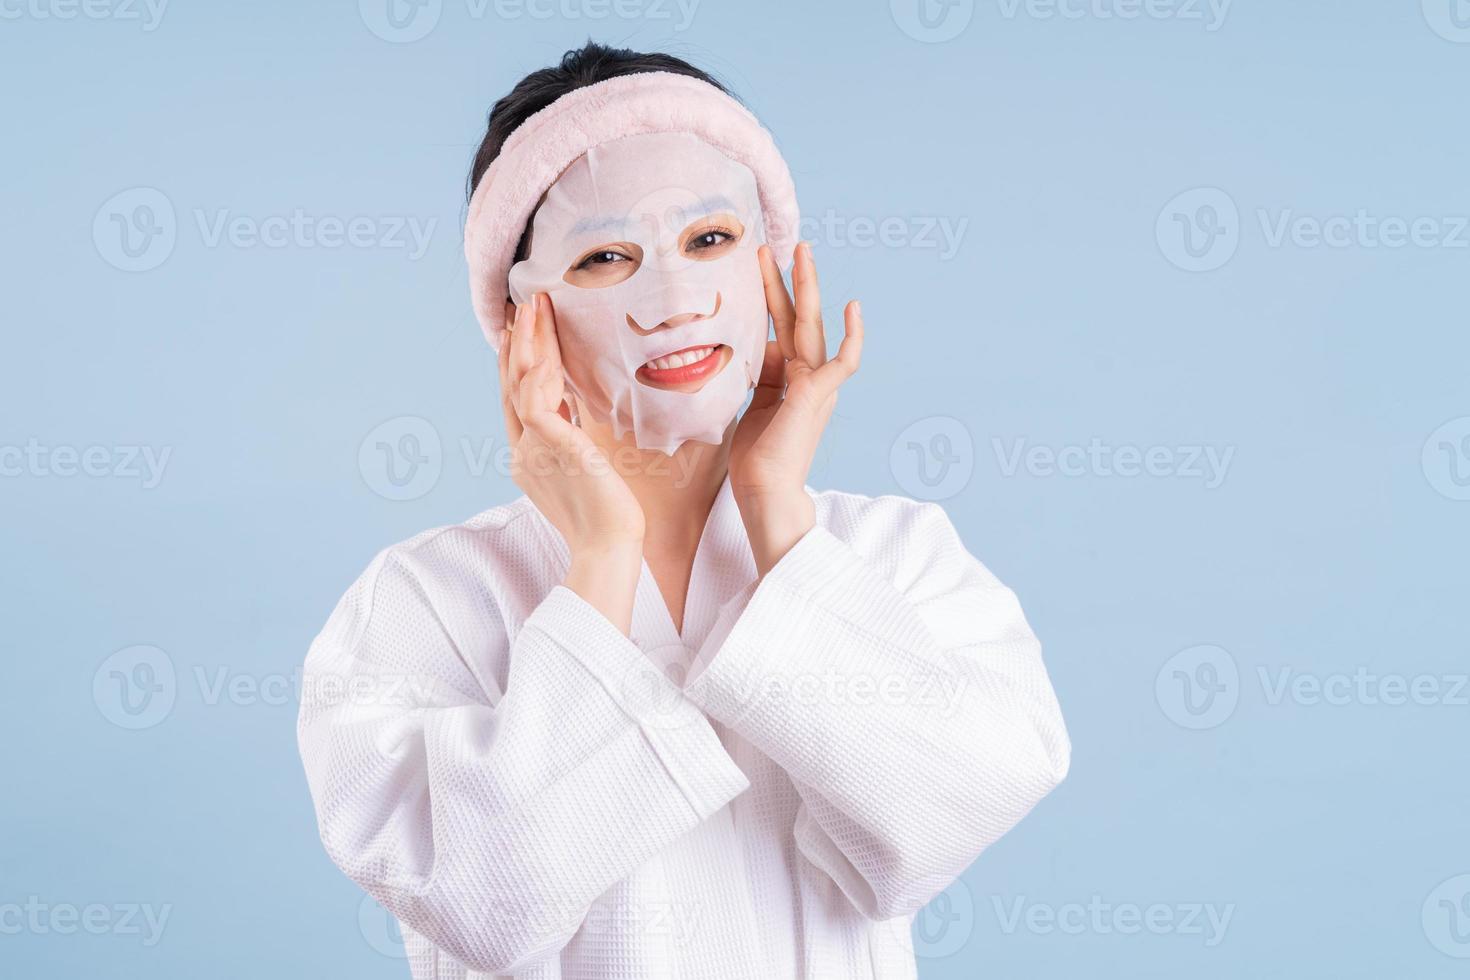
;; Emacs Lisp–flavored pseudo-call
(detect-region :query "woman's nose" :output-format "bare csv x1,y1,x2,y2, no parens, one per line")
624,293,723,336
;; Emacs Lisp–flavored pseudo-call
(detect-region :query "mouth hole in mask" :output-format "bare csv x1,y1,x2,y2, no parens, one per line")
634,343,734,393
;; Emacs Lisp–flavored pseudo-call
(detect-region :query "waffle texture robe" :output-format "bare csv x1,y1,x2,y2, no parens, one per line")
297,479,1070,979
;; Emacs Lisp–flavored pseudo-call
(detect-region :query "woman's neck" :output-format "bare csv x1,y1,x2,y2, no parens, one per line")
580,413,732,536
580,413,735,633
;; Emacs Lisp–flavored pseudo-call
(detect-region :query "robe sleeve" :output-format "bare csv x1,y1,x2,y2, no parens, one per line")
682,500,1070,920
297,551,749,975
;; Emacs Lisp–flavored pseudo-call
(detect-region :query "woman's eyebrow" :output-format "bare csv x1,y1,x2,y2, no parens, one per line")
568,196,741,236
569,214,629,234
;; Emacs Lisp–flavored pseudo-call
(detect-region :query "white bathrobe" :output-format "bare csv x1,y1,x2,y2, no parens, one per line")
297,478,1070,979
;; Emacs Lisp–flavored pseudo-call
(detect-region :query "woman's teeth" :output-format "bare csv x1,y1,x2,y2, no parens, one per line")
643,346,716,371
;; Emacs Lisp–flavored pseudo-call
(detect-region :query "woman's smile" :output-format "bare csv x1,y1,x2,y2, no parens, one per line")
636,343,732,391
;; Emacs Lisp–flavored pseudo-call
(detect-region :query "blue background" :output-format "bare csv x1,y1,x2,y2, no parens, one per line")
3,0,1468,976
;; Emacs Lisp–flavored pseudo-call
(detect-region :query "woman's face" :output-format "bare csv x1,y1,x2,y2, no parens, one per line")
558,207,748,395
507,132,771,455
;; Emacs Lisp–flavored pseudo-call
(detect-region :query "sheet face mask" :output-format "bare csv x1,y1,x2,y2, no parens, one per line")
507,132,770,456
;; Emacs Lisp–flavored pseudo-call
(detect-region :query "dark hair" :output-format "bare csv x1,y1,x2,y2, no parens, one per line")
466,41,729,261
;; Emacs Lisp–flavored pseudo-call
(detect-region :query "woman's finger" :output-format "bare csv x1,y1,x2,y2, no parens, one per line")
530,292,571,416
810,299,864,393
519,355,556,417
508,296,539,381
506,301,536,411
519,359,590,470
759,244,797,361
791,241,827,369
497,326,523,444
532,293,566,373
749,339,786,411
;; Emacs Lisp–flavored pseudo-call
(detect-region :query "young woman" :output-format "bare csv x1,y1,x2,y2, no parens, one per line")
298,42,1070,980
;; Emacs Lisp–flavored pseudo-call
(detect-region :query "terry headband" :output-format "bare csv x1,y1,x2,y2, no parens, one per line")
463,70,801,349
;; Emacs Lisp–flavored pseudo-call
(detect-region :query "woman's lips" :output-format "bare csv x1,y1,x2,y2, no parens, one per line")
636,344,731,391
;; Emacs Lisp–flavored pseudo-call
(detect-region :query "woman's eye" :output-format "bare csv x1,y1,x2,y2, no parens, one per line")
577,250,630,269
686,228,736,252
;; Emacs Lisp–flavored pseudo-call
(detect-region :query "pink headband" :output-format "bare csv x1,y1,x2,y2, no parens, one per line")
463,70,800,349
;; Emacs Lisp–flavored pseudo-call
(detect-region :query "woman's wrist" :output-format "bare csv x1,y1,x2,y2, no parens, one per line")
564,539,643,635
736,489,815,577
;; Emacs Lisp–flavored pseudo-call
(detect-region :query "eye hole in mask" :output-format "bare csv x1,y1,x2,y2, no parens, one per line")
563,212,746,290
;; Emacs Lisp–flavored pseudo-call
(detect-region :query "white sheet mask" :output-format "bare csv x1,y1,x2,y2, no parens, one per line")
507,132,770,455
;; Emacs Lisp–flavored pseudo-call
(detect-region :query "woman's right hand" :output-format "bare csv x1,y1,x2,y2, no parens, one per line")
500,293,645,633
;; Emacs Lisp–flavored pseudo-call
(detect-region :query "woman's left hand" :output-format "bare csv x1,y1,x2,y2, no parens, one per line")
729,241,863,576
